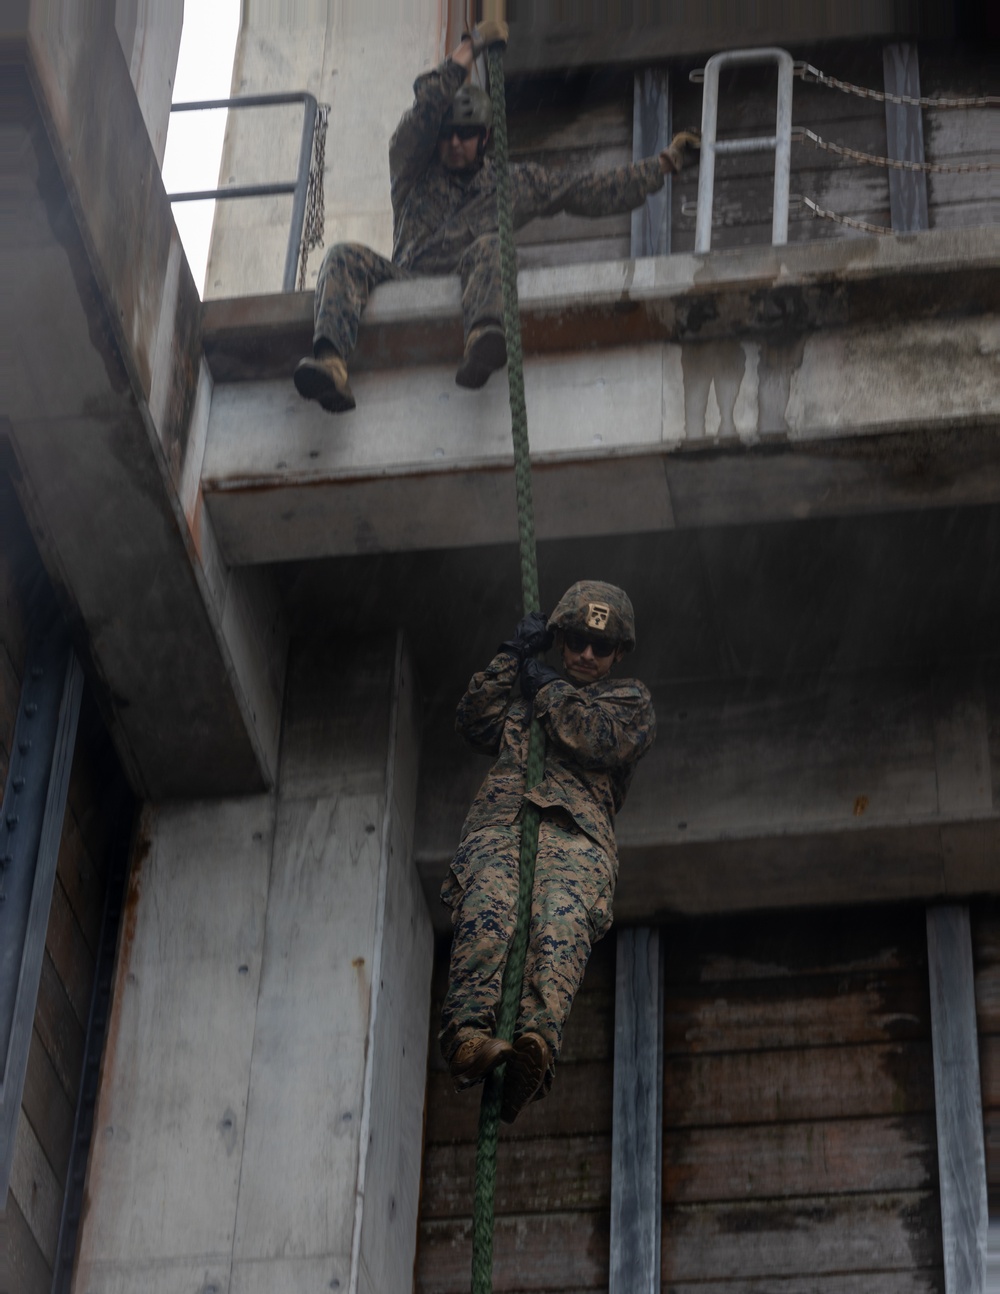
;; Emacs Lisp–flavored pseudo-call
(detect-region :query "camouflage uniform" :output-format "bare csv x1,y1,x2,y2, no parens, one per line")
439,649,656,1088
313,57,666,358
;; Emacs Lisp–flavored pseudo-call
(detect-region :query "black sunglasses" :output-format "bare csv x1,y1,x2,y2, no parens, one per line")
439,124,484,141
562,630,618,658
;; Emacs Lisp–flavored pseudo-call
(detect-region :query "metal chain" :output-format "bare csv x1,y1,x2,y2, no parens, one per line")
793,125,998,173
802,196,894,235
796,61,999,109
297,103,330,290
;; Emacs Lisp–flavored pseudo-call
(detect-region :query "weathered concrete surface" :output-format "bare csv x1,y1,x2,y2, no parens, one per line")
416,666,1000,933
2,6,286,795
201,226,1000,381
113,0,182,167
206,0,443,298
76,635,432,1294
202,310,1000,565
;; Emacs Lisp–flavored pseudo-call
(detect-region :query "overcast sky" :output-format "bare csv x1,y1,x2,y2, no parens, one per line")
161,0,241,296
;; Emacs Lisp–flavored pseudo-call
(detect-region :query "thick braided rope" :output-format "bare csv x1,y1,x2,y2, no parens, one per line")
470,45,546,1294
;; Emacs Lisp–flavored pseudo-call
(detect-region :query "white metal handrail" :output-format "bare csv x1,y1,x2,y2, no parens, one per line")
694,47,795,254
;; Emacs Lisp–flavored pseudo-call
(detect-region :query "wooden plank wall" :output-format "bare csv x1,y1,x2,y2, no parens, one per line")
507,70,635,269
973,899,1000,1220
661,906,944,1293
0,475,126,1294
415,932,617,1292
506,45,996,266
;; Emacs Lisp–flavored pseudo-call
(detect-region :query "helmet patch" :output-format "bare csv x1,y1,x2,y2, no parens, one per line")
586,602,610,631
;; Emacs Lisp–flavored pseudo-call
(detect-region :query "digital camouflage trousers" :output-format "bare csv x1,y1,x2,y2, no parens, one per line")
313,234,503,360
439,814,615,1090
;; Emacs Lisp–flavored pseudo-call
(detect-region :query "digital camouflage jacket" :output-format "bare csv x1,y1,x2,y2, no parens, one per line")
389,59,666,271
455,651,657,860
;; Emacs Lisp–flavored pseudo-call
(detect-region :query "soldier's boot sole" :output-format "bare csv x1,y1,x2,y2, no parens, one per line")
455,325,508,390
294,354,356,413
500,1031,550,1124
449,1035,515,1092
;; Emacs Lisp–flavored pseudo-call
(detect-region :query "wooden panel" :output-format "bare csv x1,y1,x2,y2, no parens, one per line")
422,1133,611,1218
507,71,633,269
417,1211,609,1293
665,1041,935,1127
424,1058,614,1144
56,806,106,957
665,906,926,984
0,1190,52,1294
22,1027,74,1186
665,969,930,1053
34,951,85,1103
10,1112,61,1267
662,1192,942,1283
44,875,96,1030
517,235,631,268
662,1271,944,1294
665,1115,937,1202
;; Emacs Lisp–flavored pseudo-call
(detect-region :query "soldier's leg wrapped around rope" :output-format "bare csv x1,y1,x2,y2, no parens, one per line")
439,812,614,1106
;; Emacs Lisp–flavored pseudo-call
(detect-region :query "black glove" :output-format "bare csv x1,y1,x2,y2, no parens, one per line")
499,610,552,662
521,659,561,700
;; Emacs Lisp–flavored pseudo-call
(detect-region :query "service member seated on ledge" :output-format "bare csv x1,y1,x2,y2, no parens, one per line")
439,582,656,1123
294,24,695,413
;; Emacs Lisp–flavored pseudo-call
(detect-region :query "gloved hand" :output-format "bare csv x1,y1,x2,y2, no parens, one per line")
469,19,509,54
521,659,561,700
499,610,552,662
659,130,701,174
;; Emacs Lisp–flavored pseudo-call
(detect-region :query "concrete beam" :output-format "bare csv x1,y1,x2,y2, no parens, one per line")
415,667,1000,932
2,10,287,797
201,226,1000,382
203,309,1000,564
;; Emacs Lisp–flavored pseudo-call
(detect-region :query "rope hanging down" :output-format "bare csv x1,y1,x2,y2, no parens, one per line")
470,41,546,1294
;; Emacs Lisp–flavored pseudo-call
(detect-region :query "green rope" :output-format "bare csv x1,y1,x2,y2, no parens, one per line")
470,44,546,1294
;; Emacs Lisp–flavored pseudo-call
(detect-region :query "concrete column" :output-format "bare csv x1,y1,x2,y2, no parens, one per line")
114,0,184,166
74,632,432,1294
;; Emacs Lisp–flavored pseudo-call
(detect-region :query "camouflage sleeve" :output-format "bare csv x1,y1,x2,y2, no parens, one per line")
389,59,468,217
455,651,521,754
533,678,656,770
510,156,665,227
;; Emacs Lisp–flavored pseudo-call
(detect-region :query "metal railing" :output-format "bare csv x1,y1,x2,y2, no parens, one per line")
692,48,795,254
168,92,318,292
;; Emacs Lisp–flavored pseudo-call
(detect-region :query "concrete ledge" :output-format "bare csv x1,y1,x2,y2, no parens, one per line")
201,226,1000,383
203,313,1000,564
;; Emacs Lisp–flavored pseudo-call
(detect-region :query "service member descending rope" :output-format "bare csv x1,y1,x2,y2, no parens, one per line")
441,583,657,1120
292,23,696,413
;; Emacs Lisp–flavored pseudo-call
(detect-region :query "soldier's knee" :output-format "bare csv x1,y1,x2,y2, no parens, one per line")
320,241,374,274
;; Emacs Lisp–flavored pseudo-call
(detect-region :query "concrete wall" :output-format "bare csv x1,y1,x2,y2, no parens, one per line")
74,633,433,1294
206,0,445,298
115,0,183,167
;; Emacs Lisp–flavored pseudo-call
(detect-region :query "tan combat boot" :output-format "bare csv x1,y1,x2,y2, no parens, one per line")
500,1031,550,1123
449,1034,515,1092
293,351,356,413
455,324,507,390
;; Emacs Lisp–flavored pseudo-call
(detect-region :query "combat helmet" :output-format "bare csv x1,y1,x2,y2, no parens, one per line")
441,83,493,134
548,580,636,652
